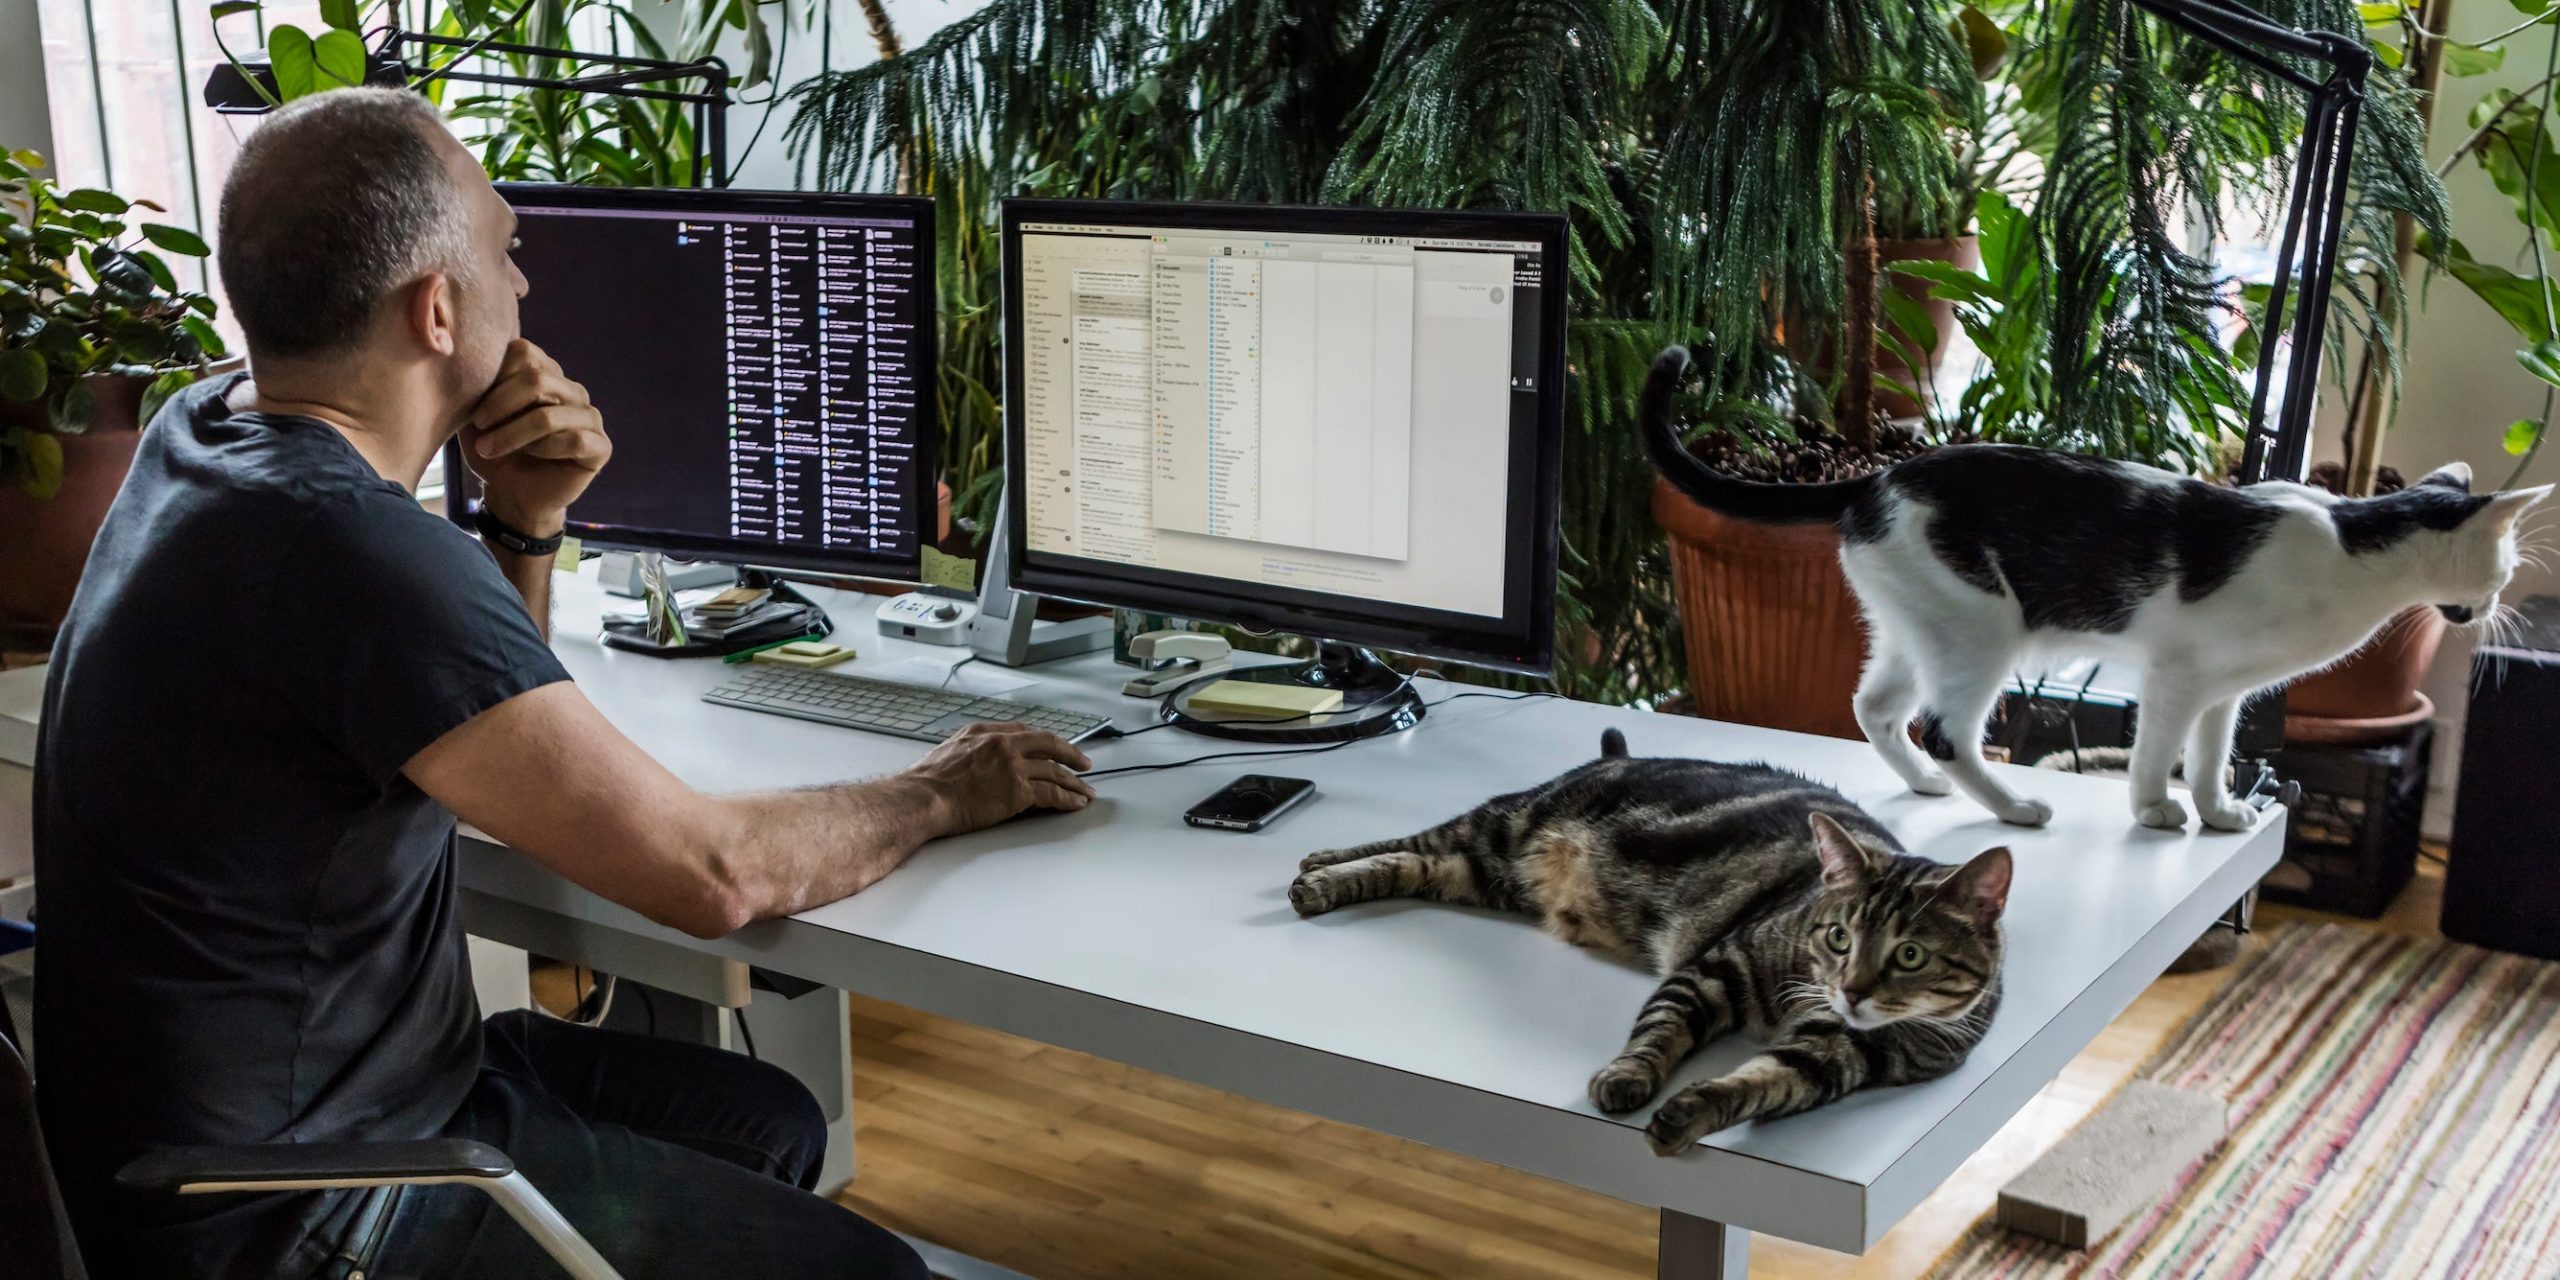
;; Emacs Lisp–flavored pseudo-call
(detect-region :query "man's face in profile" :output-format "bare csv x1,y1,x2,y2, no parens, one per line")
429,126,529,416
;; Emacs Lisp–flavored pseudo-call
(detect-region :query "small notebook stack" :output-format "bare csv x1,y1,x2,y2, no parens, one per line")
684,587,795,641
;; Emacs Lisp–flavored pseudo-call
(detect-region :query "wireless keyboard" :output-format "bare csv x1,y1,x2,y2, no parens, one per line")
701,664,1112,744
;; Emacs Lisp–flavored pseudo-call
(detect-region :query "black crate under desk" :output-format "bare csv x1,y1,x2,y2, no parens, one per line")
2260,722,2432,919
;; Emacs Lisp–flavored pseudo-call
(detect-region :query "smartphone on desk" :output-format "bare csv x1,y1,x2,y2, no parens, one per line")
1184,775,1316,832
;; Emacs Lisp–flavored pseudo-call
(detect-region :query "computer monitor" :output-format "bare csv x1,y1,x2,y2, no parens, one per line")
999,199,1567,721
443,184,938,583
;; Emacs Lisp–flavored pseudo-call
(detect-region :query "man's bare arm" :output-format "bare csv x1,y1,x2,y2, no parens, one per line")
461,339,604,641
404,683,1092,938
484,543,555,641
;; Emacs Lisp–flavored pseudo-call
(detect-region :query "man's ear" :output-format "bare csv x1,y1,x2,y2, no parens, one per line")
1809,813,1876,890
409,271,460,357
1944,847,2013,926
2416,461,2474,493
2484,485,2555,537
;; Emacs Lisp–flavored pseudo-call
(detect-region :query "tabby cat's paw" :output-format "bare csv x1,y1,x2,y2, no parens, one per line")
1995,796,2053,828
1287,872,1338,917
1908,770,1955,797
1297,848,1361,872
2135,798,2189,830
1587,1061,1661,1114
2195,800,2259,833
1643,1083,1744,1156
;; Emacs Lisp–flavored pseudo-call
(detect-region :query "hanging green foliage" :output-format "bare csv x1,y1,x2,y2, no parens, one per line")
783,0,2445,704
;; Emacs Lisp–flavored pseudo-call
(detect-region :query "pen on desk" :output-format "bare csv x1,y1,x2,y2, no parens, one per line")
724,633,824,664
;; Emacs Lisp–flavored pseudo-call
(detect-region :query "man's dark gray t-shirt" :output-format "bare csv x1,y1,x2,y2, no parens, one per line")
34,373,570,1275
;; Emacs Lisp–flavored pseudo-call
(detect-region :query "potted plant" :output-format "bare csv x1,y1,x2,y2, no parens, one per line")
1650,0,2444,739
1870,3,2018,419
0,150,223,648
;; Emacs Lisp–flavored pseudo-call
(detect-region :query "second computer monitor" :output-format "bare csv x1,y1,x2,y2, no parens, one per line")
1001,199,1567,674
444,184,938,581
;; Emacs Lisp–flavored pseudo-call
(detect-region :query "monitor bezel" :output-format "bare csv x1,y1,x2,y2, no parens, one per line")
440,183,941,584
999,197,1567,676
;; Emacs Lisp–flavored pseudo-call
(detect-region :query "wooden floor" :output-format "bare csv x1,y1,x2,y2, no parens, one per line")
817,866,2450,1280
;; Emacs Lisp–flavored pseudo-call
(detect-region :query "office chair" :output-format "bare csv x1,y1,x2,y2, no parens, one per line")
1,1014,623,1280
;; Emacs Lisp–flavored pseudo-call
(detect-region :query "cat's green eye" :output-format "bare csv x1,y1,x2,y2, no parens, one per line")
1823,923,1850,954
1893,942,1928,970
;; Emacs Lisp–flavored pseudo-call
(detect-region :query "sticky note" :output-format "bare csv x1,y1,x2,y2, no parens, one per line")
920,546,977,594
1187,681,1343,719
553,535,583,574
753,642,856,669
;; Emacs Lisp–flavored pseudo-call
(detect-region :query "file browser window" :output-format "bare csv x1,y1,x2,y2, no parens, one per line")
1016,221,1533,618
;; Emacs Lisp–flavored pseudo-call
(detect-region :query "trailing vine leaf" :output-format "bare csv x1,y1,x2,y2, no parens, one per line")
0,349,45,402
314,28,368,89
2506,418,2543,456
269,25,317,100
48,380,94,435
139,223,210,257
2434,236,2559,343
57,189,129,215
2444,44,2506,77
17,429,63,500
320,0,361,32
139,370,202,428
2518,339,2560,389
130,249,178,293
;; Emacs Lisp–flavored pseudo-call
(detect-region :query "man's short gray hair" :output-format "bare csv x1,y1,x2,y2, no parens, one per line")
216,87,478,360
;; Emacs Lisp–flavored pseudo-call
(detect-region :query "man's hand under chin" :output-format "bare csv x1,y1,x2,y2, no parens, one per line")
462,338,611,534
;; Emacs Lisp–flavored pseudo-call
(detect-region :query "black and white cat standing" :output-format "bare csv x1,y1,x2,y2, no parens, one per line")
1641,345,2551,833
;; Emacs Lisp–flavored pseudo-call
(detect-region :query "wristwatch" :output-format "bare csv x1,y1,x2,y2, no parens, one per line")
473,506,566,557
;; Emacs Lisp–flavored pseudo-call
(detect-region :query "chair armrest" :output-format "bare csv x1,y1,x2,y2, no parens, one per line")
116,1139,512,1193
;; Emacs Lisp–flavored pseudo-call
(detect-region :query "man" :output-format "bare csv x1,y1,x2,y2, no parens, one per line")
34,88,1092,1278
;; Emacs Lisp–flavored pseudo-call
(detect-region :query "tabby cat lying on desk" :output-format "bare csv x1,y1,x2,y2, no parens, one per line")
1288,730,2009,1155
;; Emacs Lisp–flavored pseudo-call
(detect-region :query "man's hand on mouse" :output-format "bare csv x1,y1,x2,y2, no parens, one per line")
462,339,611,536
909,721,1095,833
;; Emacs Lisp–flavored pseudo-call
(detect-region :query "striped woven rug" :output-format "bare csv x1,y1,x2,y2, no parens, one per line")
1927,923,2560,1279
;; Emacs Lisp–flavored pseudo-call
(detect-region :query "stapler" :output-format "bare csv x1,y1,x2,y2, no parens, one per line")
1125,630,1233,697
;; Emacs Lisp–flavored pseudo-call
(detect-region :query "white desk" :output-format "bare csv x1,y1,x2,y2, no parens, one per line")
0,571,2284,1277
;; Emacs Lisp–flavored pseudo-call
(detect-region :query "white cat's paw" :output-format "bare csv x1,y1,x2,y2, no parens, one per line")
1909,770,1955,797
2195,801,2259,833
2136,798,2189,830
1995,797,2053,828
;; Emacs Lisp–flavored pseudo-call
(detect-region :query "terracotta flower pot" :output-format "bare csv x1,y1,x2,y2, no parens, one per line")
0,376,150,650
2282,605,2448,744
1873,234,1979,420
1653,477,1867,739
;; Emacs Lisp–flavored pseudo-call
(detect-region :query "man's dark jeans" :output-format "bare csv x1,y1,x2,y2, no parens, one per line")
353,1010,924,1279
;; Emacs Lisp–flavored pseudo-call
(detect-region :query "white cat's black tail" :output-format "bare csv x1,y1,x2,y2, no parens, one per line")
1640,344,1876,524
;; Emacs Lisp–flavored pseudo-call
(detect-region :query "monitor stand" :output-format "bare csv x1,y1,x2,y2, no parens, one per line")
966,492,1114,668
1162,640,1426,744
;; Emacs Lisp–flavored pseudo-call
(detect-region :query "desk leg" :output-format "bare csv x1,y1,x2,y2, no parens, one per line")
749,989,857,1196
1659,1209,1750,1279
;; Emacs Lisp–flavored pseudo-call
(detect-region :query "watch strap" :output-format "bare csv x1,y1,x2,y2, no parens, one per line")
473,506,566,557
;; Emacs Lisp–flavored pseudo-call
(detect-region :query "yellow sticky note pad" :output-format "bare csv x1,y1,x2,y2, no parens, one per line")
753,641,856,669
1186,681,1343,719
552,535,583,574
920,546,976,594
